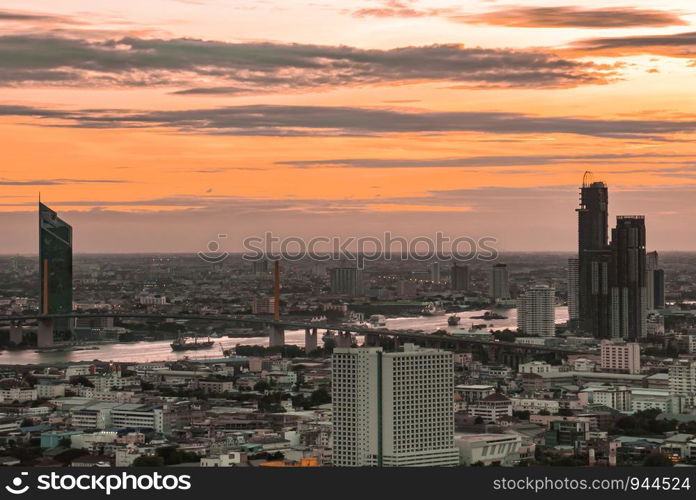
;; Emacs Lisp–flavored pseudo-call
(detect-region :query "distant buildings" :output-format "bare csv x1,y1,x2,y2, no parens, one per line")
489,263,510,301
332,344,459,466
600,340,640,374
517,285,555,337
329,267,363,296
430,261,441,284
450,263,469,291
252,297,276,315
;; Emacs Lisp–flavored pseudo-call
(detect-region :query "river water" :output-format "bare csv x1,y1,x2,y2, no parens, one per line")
0,307,568,364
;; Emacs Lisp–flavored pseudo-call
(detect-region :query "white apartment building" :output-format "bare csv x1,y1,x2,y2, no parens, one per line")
573,358,597,372
332,344,459,467
0,387,37,403
200,452,246,467
581,386,632,412
669,358,696,403
518,361,555,374
631,388,683,414
517,285,555,337
36,383,66,399
510,398,560,415
110,404,167,433
600,340,640,374
456,433,523,466
467,393,513,423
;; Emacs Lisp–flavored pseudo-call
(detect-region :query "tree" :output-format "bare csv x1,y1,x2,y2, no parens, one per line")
54,448,89,465
254,380,269,392
133,455,165,467
309,387,331,407
643,453,673,467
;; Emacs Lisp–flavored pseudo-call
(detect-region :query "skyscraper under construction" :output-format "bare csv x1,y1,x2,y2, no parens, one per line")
577,172,611,338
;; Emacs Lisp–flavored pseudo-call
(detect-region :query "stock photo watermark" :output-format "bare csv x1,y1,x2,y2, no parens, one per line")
198,232,498,268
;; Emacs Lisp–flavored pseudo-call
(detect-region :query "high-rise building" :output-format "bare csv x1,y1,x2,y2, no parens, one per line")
600,340,641,374
450,263,469,291
646,251,665,310
330,267,364,296
577,174,611,338
646,251,658,311
430,261,441,284
567,258,579,324
517,285,555,337
610,216,647,340
489,263,510,301
654,269,666,309
332,344,459,467
39,202,73,336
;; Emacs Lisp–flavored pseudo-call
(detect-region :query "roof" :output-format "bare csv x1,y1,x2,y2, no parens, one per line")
481,393,511,402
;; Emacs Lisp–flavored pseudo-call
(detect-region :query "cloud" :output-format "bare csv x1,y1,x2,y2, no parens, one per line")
0,34,614,91
458,6,687,29
567,31,696,58
352,0,455,18
0,178,127,185
2,104,696,140
0,9,78,24
280,153,695,168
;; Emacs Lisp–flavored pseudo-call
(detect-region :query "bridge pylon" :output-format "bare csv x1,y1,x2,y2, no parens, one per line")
305,327,318,353
37,318,54,348
9,321,23,345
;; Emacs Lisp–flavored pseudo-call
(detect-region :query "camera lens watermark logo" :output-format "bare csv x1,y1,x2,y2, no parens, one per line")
5,472,29,495
197,234,230,263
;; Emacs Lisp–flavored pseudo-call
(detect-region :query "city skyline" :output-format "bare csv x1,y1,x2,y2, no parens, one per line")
2,1,696,252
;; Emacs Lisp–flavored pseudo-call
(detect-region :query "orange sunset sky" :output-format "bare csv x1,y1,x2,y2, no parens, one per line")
1,0,696,253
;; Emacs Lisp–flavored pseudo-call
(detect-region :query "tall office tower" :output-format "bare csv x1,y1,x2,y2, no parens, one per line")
646,251,657,310
567,258,579,325
610,216,647,340
577,173,611,338
646,251,665,310
39,202,73,336
654,269,665,309
450,263,470,291
332,344,459,467
489,263,510,300
517,285,556,337
330,267,364,296
430,261,441,284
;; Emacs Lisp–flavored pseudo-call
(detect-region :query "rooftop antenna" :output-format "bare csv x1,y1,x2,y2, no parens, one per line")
582,171,594,188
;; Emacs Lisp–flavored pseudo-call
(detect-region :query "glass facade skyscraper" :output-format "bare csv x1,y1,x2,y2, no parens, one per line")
39,202,73,335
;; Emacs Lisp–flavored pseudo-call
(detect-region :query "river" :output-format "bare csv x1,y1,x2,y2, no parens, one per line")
0,306,568,364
